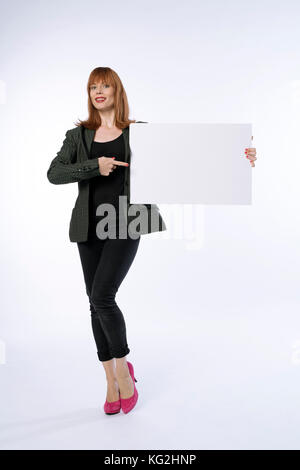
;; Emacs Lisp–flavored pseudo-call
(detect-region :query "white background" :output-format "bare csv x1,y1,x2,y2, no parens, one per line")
1,0,300,450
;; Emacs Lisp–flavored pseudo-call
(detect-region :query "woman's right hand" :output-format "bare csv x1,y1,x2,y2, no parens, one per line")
97,156,129,176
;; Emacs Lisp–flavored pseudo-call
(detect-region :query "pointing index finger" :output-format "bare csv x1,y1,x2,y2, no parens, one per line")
112,160,129,166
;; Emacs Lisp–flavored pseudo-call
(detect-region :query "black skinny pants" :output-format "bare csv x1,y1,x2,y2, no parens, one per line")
77,234,141,362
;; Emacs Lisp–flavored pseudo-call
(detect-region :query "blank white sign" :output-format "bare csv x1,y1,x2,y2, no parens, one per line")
129,122,252,204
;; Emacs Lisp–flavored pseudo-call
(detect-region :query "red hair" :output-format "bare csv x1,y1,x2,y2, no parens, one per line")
74,67,136,130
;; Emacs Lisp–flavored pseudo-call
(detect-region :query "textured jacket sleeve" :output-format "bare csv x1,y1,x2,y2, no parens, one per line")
47,130,100,184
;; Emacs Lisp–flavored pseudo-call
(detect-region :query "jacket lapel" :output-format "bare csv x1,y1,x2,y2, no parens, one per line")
122,126,130,163
82,128,95,159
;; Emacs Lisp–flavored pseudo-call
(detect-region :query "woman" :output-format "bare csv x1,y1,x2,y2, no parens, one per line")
47,67,167,415
47,67,257,416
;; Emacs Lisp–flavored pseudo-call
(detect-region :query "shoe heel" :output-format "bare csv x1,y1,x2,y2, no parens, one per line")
127,361,137,382
121,361,138,414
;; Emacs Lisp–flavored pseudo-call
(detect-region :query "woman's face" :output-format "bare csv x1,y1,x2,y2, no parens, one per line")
89,80,115,110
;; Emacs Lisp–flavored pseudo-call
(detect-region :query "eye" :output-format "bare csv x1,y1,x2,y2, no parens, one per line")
90,83,110,90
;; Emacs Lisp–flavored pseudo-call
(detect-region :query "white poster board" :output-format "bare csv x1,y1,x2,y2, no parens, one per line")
129,122,252,204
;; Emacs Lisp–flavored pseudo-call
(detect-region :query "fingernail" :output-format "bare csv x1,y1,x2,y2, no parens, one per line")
112,157,116,159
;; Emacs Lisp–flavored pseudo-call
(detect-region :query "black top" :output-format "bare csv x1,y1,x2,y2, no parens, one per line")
88,133,126,239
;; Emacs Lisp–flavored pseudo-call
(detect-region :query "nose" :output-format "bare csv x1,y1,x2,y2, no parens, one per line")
96,85,105,93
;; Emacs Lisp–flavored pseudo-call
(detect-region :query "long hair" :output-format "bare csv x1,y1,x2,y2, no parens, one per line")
74,67,136,130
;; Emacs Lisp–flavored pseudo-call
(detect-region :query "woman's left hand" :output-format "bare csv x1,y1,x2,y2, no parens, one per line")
245,147,257,167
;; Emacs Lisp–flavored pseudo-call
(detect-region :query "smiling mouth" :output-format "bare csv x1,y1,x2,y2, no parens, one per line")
95,98,106,103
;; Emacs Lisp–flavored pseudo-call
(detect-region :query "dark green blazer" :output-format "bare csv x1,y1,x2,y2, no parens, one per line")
47,121,167,242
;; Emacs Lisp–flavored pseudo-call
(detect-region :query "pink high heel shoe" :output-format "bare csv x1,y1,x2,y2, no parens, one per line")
103,391,121,415
120,360,138,414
